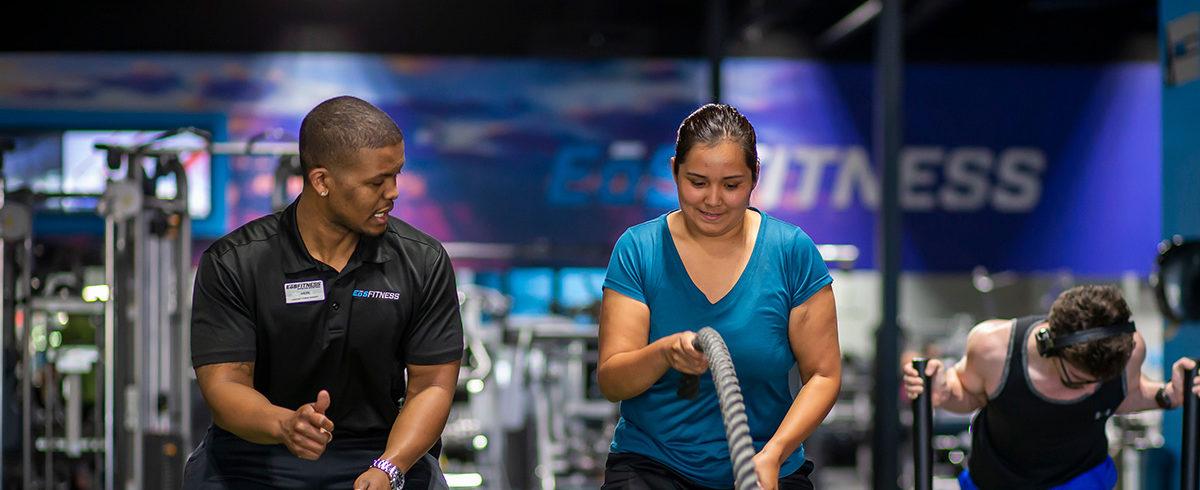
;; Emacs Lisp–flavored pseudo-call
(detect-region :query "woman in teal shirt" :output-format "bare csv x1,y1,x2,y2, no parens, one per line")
597,103,841,490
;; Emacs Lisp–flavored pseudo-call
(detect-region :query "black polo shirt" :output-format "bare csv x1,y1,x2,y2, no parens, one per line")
191,200,464,437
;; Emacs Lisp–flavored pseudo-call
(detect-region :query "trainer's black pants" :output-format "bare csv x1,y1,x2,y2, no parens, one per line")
183,426,444,489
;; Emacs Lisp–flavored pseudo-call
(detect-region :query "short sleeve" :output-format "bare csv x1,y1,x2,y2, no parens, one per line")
404,246,465,365
602,229,647,304
789,230,833,309
191,250,258,368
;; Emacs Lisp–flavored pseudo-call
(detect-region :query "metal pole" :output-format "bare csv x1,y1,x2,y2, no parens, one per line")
103,215,117,490
0,237,5,489
94,233,106,490
872,0,904,489
64,374,82,457
1184,363,1199,490
0,139,7,488
42,358,51,490
174,157,194,478
22,237,33,490
912,359,932,490
705,0,725,103
131,159,146,490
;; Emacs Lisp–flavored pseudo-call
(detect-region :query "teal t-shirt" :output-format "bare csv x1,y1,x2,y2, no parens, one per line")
603,209,833,488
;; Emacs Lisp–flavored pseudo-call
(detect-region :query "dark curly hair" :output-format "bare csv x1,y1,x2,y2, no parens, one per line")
1046,284,1134,381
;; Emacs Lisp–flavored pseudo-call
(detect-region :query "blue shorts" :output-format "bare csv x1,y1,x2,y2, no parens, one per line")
957,457,1117,490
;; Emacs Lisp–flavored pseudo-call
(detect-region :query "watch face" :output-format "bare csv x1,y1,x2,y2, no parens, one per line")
1158,385,1173,409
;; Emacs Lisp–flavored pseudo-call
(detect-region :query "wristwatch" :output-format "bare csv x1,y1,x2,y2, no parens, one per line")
1157,382,1174,410
371,458,405,490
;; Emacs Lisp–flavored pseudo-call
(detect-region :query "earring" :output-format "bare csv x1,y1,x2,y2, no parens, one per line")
319,191,328,197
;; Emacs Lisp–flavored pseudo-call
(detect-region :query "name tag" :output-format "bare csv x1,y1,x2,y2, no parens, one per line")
283,280,325,304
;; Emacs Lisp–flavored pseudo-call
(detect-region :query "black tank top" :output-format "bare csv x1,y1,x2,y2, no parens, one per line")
967,316,1125,489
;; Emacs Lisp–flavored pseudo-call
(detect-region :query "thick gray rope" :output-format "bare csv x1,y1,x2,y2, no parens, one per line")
694,327,760,490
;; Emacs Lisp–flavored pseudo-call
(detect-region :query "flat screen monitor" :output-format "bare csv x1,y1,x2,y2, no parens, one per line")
507,268,554,315
558,267,605,310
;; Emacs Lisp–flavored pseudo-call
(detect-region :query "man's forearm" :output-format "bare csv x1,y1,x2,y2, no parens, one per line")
205,381,292,444
1118,375,1168,414
380,383,456,472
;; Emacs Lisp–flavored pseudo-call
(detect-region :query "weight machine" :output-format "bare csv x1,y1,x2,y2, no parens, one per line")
0,129,310,489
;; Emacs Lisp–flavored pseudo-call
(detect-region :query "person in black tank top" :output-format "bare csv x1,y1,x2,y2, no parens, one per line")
968,315,1124,487
902,285,1200,490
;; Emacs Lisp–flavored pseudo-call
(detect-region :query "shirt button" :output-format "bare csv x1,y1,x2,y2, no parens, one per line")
331,302,340,311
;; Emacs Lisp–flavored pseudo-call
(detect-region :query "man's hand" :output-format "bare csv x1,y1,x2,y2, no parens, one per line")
752,450,781,490
353,467,392,489
279,390,334,460
902,359,948,407
1166,358,1200,408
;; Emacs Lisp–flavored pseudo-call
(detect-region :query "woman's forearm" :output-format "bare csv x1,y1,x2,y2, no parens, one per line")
761,374,840,464
598,336,674,401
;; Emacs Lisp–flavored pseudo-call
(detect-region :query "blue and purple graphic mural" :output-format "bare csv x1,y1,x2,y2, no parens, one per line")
0,54,1159,273
726,60,1160,274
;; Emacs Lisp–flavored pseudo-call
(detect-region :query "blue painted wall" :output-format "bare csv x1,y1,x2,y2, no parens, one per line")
1158,1,1200,488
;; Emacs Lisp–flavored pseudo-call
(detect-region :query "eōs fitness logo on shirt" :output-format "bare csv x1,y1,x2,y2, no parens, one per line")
352,289,400,301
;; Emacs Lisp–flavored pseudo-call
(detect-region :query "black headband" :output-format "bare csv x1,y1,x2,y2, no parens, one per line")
1036,322,1136,358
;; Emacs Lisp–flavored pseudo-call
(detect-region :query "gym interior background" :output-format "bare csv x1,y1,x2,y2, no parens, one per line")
1,0,1198,488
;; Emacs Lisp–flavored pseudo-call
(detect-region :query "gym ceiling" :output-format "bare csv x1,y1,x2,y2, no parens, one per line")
3,0,1157,63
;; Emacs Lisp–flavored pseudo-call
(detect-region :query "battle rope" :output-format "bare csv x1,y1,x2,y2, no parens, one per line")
679,327,760,490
